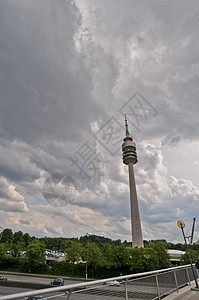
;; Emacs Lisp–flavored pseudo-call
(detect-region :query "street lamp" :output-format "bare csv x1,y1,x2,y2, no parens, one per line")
177,220,199,289
85,233,90,281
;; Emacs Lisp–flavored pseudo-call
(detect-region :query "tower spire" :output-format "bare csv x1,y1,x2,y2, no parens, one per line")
125,114,130,137
122,116,143,248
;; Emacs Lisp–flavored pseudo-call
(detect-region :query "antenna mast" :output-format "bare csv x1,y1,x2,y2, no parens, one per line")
190,217,196,244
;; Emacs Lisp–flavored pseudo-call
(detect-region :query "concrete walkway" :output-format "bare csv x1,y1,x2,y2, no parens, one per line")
174,289,199,300
164,282,199,300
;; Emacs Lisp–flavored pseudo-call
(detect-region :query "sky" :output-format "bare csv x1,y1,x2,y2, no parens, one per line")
0,0,199,244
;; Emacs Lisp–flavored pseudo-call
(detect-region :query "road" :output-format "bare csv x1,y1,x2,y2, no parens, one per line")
0,273,122,300
0,273,167,300
0,286,33,298
0,284,125,300
0,282,162,300
0,286,69,300
0,273,83,285
0,273,84,299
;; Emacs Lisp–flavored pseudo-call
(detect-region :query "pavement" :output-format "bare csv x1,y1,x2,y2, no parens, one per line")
174,289,199,300
164,282,199,300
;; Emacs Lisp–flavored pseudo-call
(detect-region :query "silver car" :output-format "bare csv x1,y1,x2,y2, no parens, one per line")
103,280,120,286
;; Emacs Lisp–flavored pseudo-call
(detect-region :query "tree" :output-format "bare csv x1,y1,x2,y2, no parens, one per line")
23,233,31,246
113,245,129,271
100,244,115,268
129,247,159,273
26,241,46,272
86,243,103,278
0,228,13,244
151,243,170,269
66,241,83,275
60,239,71,251
113,239,122,246
13,231,23,243
174,243,186,251
80,235,114,245
12,241,25,257
142,248,159,271
0,243,5,261
180,250,199,265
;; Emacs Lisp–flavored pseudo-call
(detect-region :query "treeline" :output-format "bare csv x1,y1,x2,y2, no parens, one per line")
0,240,171,278
40,235,123,250
0,228,127,253
1,228,199,252
1,228,199,278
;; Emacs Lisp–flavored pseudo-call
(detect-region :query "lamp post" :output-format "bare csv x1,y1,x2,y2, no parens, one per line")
177,220,199,288
85,233,90,281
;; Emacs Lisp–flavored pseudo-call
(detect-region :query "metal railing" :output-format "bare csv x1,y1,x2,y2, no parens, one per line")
0,264,198,300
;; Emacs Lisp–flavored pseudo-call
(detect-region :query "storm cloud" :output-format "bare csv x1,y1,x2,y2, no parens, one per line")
0,0,199,243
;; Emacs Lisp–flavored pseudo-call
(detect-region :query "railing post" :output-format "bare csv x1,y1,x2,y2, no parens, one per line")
155,274,161,300
186,266,191,286
196,267,199,279
173,270,179,292
125,279,128,300
66,289,73,300
193,265,199,285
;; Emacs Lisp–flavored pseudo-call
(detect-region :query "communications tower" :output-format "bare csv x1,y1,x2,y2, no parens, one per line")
122,115,143,248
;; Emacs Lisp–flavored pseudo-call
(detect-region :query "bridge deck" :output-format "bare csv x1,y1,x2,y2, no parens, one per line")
164,282,199,300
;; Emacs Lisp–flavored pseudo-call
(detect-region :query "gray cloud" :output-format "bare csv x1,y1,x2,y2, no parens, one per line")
0,0,199,242
19,219,30,225
0,0,103,145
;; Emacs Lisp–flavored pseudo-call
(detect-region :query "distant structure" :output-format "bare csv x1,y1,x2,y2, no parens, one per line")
122,115,144,248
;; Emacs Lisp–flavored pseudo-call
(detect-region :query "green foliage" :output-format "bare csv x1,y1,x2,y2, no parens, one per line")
180,249,199,265
66,241,83,275
0,243,5,261
150,243,170,269
40,236,77,250
0,228,13,244
59,239,71,250
3,241,13,252
145,240,168,248
80,235,114,245
4,227,199,279
191,244,199,251
48,260,85,277
0,256,28,272
66,241,83,263
26,241,46,273
23,233,31,246
86,243,103,277
13,231,23,243
100,244,116,268
123,240,131,247
174,243,186,251
12,241,25,257
113,244,129,270
129,247,159,273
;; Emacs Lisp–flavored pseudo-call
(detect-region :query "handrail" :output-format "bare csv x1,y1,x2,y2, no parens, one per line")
0,264,193,300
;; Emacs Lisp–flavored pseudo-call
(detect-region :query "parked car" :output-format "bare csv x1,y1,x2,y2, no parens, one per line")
0,276,7,281
27,297,47,300
103,280,120,286
51,278,64,286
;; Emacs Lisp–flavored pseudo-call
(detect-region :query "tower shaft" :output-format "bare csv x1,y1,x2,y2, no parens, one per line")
122,114,143,248
128,164,143,248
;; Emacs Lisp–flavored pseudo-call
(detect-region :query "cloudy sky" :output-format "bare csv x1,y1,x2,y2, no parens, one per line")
0,0,199,244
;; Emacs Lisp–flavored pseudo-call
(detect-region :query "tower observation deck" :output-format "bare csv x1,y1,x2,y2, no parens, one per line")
122,115,143,248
